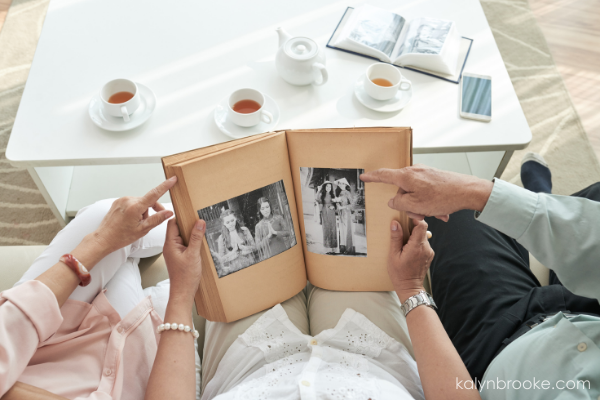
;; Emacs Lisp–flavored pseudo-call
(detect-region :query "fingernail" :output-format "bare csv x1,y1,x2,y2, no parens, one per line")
391,221,398,231
168,176,177,182
196,220,205,231
388,199,394,208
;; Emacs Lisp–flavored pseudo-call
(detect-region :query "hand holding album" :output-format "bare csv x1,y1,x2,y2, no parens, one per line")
162,128,413,322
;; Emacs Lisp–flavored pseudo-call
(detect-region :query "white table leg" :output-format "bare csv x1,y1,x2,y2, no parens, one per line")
493,151,514,178
27,166,73,227
466,151,506,181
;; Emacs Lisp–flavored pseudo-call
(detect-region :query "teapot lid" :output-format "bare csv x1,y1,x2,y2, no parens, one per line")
284,37,318,61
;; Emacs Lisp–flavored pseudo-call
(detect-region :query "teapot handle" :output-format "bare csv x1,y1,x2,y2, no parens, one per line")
312,63,328,86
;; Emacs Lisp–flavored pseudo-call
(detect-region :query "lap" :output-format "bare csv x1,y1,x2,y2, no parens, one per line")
201,283,414,394
306,283,413,358
15,199,170,309
426,209,537,348
201,288,309,394
428,181,600,379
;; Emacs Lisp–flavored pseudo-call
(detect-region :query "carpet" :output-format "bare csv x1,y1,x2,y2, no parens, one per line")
481,0,600,194
0,0,598,245
0,0,60,245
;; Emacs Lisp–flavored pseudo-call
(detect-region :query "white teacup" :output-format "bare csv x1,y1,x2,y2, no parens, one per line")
227,88,273,128
364,63,412,101
100,79,141,122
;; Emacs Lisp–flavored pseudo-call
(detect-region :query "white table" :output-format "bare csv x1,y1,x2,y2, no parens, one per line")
7,0,530,225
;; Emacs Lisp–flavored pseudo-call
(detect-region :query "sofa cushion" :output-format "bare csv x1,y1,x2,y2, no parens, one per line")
0,246,47,293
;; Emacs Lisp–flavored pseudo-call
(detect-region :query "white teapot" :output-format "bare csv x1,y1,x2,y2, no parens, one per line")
275,27,328,86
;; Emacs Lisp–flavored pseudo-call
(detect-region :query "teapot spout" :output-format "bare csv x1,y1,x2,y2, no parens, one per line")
276,27,292,48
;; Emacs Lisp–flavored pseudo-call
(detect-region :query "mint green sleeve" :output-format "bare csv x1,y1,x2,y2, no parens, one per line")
475,179,600,302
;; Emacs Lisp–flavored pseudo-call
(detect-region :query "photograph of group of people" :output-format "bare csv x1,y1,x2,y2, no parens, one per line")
197,180,297,278
300,167,367,256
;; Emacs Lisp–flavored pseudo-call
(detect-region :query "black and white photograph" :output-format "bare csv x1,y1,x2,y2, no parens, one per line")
197,180,297,278
300,167,367,257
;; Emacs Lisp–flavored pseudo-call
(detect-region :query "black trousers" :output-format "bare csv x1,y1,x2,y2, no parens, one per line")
426,182,600,382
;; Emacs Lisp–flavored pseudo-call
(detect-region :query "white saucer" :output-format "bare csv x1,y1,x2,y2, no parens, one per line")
214,94,280,139
88,83,156,131
354,74,413,112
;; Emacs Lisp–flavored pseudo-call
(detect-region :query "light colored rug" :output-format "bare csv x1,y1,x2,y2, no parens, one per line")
0,0,598,245
0,0,61,245
481,0,600,194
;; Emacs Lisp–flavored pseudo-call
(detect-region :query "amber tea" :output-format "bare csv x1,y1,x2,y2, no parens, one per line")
232,99,261,114
108,91,135,104
371,78,393,87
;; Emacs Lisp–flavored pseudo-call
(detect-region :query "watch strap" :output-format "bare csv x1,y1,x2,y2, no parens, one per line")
401,290,437,317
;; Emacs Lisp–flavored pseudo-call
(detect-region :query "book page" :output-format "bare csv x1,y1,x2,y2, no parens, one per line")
286,128,412,291
393,18,461,76
397,18,454,57
394,36,470,82
176,132,306,322
330,5,406,63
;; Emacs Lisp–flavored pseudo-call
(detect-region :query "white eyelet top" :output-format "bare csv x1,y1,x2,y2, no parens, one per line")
202,304,424,400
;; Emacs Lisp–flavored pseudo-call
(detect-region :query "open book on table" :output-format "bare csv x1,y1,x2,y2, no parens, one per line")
162,128,413,322
328,5,473,84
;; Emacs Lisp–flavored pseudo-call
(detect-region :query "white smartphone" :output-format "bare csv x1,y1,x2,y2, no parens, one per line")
460,72,492,122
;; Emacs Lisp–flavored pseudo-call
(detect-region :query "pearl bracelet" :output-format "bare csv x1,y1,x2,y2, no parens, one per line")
157,323,199,339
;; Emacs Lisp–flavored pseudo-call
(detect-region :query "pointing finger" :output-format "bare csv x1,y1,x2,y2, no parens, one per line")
141,176,177,208
360,168,402,185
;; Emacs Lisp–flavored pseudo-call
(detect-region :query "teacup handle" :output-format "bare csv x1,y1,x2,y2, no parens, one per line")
312,63,328,86
261,109,273,124
120,105,130,122
399,78,412,91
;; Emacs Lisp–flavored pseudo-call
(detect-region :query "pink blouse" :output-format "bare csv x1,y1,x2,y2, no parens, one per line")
0,280,162,399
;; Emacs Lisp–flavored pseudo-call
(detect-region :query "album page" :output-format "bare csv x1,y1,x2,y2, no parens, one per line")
286,127,412,291
165,131,306,322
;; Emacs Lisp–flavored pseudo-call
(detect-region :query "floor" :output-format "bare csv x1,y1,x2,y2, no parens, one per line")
0,0,598,157
529,0,600,158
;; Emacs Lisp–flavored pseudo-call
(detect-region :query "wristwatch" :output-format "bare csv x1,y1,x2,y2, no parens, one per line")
401,290,437,317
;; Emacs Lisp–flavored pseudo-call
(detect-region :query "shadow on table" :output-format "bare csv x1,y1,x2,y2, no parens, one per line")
336,89,405,121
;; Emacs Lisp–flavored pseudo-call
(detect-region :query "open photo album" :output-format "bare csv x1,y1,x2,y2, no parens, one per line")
328,5,473,83
163,128,413,322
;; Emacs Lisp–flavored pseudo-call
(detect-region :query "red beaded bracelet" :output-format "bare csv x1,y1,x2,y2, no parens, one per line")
59,254,91,287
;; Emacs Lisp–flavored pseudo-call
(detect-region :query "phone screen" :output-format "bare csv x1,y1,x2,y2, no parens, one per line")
461,76,492,116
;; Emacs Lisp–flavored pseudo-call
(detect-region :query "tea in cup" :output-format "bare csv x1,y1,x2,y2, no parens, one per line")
100,79,141,122
364,63,411,101
227,88,273,127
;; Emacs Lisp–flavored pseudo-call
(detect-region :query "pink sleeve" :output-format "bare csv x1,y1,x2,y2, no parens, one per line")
0,281,63,396
74,391,113,400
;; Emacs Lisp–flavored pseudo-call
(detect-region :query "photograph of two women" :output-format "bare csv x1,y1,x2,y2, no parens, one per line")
300,167,367,257
197,180,297,278
197,167,367,279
